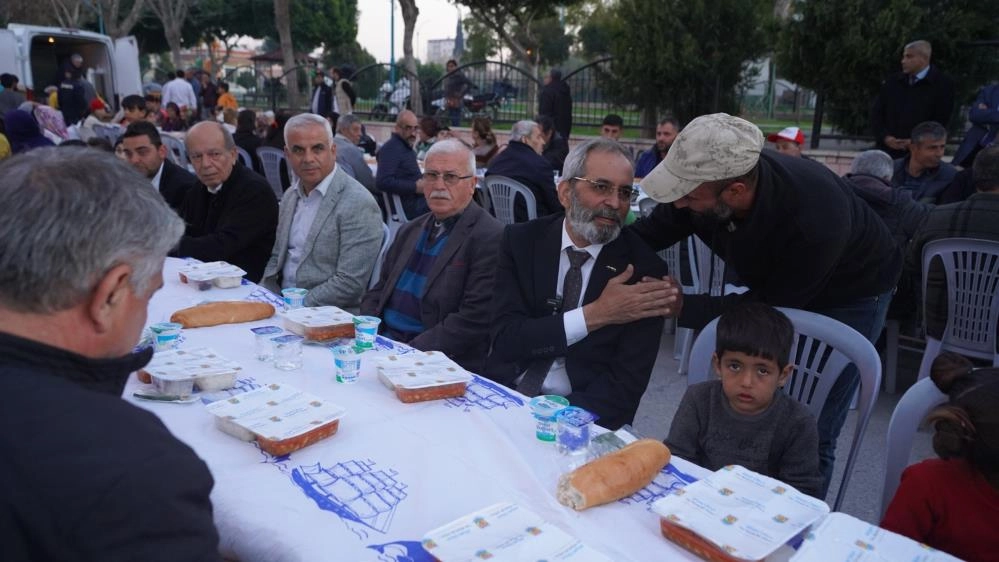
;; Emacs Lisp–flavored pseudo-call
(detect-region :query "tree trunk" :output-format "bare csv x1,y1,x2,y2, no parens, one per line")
273,0,299,110
398,0,421,115
99,0,147,38
149,0,190,72
49,0,85,28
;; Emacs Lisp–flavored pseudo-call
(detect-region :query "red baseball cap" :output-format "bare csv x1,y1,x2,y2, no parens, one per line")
766,126,805,145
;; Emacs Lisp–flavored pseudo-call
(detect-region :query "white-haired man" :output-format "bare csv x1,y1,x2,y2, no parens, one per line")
362,139,503,373
262,113,382,312
485,119,559,222
0,147,219,560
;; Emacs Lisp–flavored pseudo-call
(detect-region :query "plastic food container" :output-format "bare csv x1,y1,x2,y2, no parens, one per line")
141,347,242,393
282,306,355,342
177,261,247,290
206,383,346,456
374,351,473,403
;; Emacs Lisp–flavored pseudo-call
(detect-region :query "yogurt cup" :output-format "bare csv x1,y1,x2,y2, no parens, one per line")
352,315,381,350
332,345,362,383
281,287,308,309
150,322,183,351
529,395,570,442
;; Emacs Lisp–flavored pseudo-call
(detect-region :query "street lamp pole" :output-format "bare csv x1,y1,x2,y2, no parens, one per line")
389,0,396,84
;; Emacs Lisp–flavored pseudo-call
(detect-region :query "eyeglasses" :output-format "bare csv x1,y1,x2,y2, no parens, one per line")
572,177,638,203
188,150,229,162
422,171,473,186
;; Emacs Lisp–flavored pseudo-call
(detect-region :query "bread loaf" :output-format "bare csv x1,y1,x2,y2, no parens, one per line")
170,301,275,328
556,439,671,510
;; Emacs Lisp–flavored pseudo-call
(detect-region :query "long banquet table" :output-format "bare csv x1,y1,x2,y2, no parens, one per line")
126,257,710,561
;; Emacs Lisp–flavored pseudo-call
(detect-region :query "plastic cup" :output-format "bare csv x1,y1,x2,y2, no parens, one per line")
149,322,183,351
332,345,362,383
555,406,599,456
528,395,570,442
271,334,304,370
250,325,282,361
281,287,308,309
352,315,381,350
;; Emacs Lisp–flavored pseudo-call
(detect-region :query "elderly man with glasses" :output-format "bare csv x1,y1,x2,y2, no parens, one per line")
174,121,278,282
485,138,683,430
361,139,503,373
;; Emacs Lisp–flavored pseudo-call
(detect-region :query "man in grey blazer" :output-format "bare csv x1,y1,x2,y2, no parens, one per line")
262,113,383,312
361,139,503,373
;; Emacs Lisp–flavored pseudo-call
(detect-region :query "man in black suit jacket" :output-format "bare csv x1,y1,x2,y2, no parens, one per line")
173,122,278,282
486,119,560,222
871,40,954,158
487,138,682,429
309,71,334,119
120,121,194,213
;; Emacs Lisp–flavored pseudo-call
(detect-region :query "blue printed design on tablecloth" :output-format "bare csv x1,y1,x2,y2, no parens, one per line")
292,460,407,535
619,463,699,508
244,286,288,311
304,335,418,355
367,540,434,562
444,375,524,412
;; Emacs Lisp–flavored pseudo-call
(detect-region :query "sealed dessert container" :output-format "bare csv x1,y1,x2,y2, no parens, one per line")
282,306,356,341
206,383,346,456
374,350,473,403
177,261,247,290
141,347,241,393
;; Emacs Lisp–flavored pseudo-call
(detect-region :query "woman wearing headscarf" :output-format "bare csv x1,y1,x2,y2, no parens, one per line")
3,109,55,154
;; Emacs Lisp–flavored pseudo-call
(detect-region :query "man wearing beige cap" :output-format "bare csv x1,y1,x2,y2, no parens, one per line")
631,112,900,498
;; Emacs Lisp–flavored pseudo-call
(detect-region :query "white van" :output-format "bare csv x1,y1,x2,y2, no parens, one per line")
0,24,141,108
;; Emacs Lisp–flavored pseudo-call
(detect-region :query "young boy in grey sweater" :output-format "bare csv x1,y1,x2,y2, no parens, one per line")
665,303,823,498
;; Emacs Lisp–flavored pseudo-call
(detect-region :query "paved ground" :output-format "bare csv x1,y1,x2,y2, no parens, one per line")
632,326,934,525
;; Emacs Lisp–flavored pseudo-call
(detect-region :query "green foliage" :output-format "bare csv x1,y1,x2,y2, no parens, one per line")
603,0,771,125
463,16,499,61
323,41,379,98
417,61,445,93
289,0,357,52
776,0,999,134
529,17,572,66
234,70,257,90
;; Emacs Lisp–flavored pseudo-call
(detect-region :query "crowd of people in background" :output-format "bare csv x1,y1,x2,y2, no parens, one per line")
3,36,999,561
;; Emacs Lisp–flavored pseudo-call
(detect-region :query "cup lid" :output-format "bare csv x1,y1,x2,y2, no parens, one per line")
556,406,598,426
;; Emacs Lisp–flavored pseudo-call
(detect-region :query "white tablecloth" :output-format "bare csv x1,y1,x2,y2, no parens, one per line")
127,258,708,561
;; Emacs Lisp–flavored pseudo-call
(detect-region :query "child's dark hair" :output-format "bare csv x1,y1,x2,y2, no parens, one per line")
928,352,999,477
715,303,793,370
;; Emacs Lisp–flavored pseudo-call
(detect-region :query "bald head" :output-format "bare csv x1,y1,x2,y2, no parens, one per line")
394,109,419,146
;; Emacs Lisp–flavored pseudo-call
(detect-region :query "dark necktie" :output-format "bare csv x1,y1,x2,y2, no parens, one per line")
517,248,591,397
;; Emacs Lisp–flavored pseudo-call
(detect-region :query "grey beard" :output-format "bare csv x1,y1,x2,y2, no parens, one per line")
567,188,622,245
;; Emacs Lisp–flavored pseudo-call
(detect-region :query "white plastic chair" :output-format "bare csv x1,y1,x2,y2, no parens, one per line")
676,237,747,375
915,238,999,383
235,146,253,169
880,378,947,518
93,124,122,144
483,175,537,225
381,192,409,242
368,222,393,290
687,307,882,511
160,134,188,168
256,146,289,201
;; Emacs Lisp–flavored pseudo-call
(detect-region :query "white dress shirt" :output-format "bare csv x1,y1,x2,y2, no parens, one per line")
282,167,336,288
514,219,606,396
162,77,198,111
151,161,165,191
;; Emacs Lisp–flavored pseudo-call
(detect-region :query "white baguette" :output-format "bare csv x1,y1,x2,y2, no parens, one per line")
556,439,671,510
